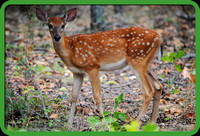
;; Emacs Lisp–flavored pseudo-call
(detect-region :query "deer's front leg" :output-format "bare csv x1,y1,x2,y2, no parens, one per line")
68,73,84,126
87,68,103,115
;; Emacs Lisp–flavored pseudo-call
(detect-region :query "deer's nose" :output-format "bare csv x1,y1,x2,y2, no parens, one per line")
54,34,61,42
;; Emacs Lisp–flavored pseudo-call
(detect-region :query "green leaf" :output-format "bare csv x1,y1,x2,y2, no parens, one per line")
30,98,35,102
170,90,180,94
106,80,119,85
165,117,171,121
103,111,111,116
111,121,121,131
114,112,120,119
43,66,52,72
166,80,171,87
7,125,19,131
87,116,102,125
118,113,127,121
59,87,67,92
142,123,159,131
114,102,118,110
118,93,123,102
170,76,176,84
161,53,169,62
36,65,44,72
159,74,165,79
114,93,123,109
125,121,139,131
48,120,53,127
104,116,115,124
13,71,21,76
175,64,183,72
175,50,186,60
19,45,23,50
6,43,15,49
110,126,116,132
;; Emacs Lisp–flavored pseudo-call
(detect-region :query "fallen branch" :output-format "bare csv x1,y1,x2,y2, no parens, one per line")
181,54,195,59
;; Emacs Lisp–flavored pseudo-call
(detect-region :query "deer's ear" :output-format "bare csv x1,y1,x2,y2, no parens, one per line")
36,8,48,22
63,8,77,22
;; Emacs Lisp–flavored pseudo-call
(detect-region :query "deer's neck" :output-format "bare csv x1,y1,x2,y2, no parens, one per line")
52,34,72,66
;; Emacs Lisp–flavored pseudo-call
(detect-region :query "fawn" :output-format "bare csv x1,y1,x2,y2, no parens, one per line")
36,8,163,126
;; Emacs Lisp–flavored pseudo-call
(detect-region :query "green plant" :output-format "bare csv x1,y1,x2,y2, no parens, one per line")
87,93,126,131
5,43,50,130
159,74,179,94
160,50,186,94
161,50,186,72
125,121,159,132
87,93,159,132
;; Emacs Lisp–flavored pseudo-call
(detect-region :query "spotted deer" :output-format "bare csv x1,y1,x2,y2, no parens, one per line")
36,8,163,126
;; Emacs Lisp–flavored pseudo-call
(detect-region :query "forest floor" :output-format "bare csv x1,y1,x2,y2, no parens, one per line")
5,5,196,132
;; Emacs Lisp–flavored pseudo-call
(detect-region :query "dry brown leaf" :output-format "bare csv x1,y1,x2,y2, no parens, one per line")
52,104,59,109
189,74,195,84
75,105,83,114
182,67,191,79
50,113,58,119
83,106,93,115
181,24,189,29
185,113,195,119
173,37,182,47
125,94,131,97
160,99,169,105
170,107,181,116
164,108,170,113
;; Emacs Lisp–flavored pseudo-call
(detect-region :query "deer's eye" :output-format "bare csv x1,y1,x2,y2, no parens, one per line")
48,24,53,29
61,24,65,29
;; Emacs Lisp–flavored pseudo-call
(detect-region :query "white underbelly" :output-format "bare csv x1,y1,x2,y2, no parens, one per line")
68,66,85,74
68,59,128,74
100,59,128,71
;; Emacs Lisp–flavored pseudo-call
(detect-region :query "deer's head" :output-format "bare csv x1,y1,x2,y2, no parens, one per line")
36,8,77,43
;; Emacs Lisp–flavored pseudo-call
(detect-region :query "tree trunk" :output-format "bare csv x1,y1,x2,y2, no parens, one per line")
114,5,123,14
90,5,105,32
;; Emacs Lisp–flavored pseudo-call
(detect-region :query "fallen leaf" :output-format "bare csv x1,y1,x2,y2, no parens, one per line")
125,94,131,97
106,80,119,85
83,106,93,115
160,99,169,105
182,67,191,79
170,107,181,116
185,113,195,119
50,114,58,119
181,24,189,29
189,74,195,84
52,104,59,109
75,105,83,114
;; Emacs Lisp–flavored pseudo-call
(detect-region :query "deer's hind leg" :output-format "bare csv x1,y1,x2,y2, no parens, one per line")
148,70,162,123
128,62,155,124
